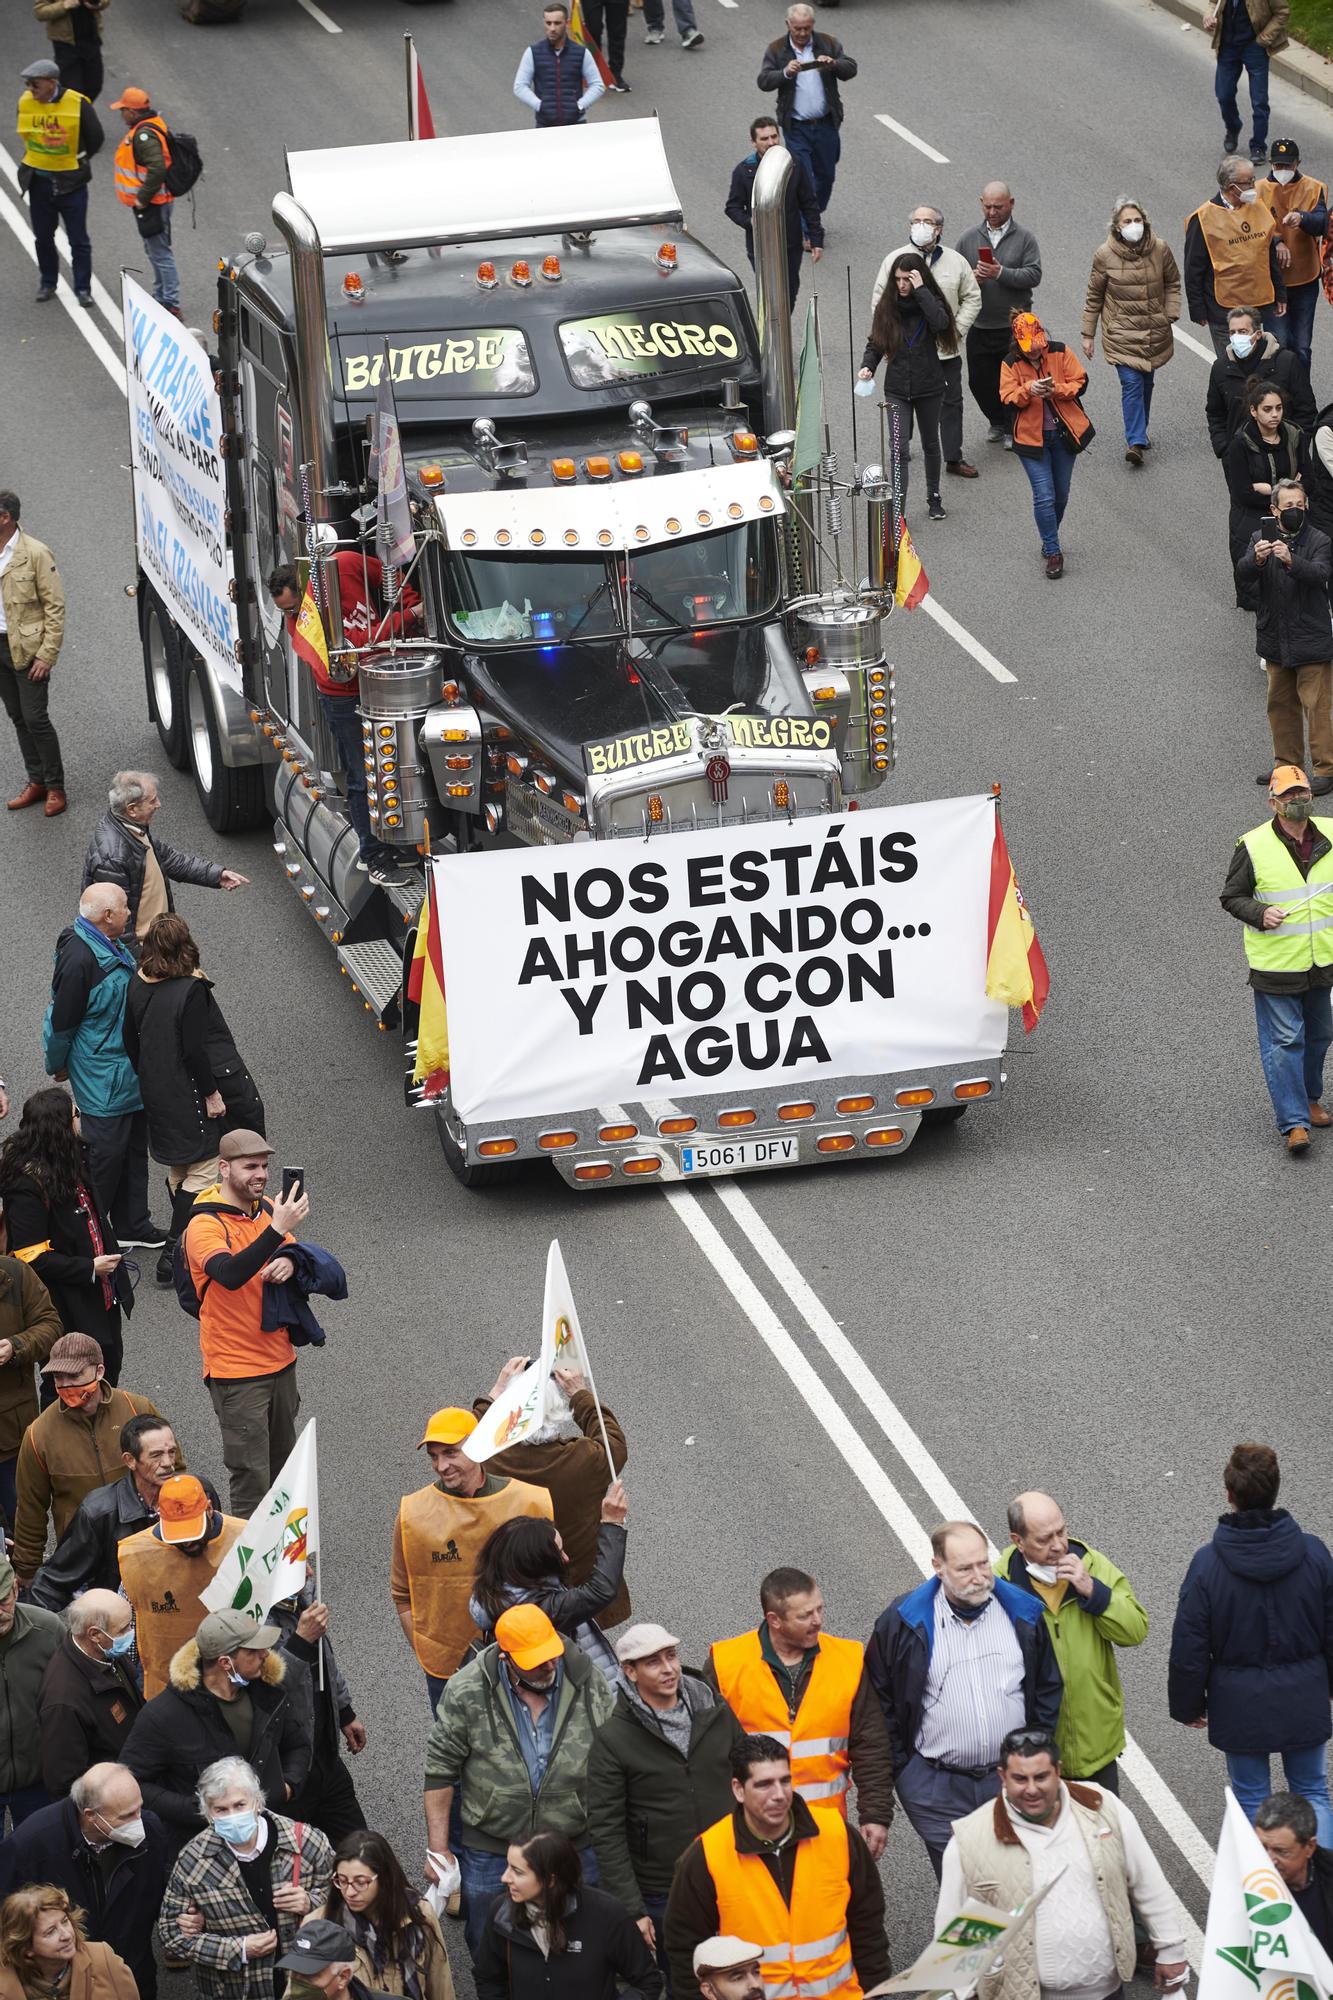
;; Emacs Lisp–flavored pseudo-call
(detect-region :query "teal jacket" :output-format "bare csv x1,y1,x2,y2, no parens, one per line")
994,1540,1148,1776
43,919,141,1118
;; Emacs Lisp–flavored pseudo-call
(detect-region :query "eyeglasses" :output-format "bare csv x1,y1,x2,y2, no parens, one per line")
333,1873,378,1891
1002,1730,1059,1757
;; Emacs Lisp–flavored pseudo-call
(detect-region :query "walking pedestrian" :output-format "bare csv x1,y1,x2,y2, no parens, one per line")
116,1473,245,1698
1203,0,1290,164
124,913,264,1287
16,58,101,308
0,492,66,817
1258,140,1328,367
935,1728,1190,2000
641,0,703,52
857,253,956,522
724,120,822,313
0,1885,136,2000
1186,156,1286,360
38,1592,142,1798
691,1939,765,2000
33,0,110,103
866,1520,1062,1880
872,206,982,479
321,1830,456,2000
756,6,856,218
474,1833,661,2000
0,1555,62,1825
1224,381,1309,613
1206,306,1315,459
1080,198,1181,467
470,1486,627,1681
0,1252,58,1537
109,85,178,317
31,1413,192,1609
582,0,631,89
1237,481,1333,793
1254,1794,1333,1953
180,1129,311,1517
265,1594,367,1847
1000,311,1093,581
955,185,1042,448
83,771,248,942
513,7,605,127
994,1493,1148,1789
0,1093,134,1393
1170,1443,1333,1829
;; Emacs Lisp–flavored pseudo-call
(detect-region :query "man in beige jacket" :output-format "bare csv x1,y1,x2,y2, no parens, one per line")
0,490,66,816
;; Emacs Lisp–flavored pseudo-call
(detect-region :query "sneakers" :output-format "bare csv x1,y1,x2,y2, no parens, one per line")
120,1225,170,1250
608,75,631,91
927,495,946,521
985,423,1006,444
369,859,412,886
644,25,664,39
681,27,704,46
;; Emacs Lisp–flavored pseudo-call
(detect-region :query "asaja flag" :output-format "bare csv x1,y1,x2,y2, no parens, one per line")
465,1314,558,1463
794,300,823,481
568,0,615,86
291,583,330,681
893,522,928,611
985,811,1050,1033
369,365,416,572
200,1422,320,1626
406,35,436,140
1199,1791,1333,2000
409,868,449,1099
545,1238,591,1378
865,1875,1060,1997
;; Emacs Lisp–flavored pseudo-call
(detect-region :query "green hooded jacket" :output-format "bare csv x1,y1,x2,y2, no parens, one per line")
994,1540,1148,1776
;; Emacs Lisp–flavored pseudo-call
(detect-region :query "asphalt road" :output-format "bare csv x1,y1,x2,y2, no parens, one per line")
4,0,1333,1977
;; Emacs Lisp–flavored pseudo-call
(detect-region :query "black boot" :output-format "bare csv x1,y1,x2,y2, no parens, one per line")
157,1183,195,1286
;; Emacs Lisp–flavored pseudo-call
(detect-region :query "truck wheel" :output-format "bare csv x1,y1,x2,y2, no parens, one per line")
922,1104,967,1126
436,1106,516,1189
142,594,188,770
184,656,267,835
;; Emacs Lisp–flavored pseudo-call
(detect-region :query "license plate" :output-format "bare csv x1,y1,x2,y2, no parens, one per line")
679,1137,800,1176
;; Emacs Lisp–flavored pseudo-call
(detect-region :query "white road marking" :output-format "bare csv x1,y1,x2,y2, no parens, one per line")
669,1176,1213,1949
874,112,949,166
295,0,342,30
0,149,124,337
922,593,1018,684
1174,325,1219,364
716,0,739,10
0,184,126,394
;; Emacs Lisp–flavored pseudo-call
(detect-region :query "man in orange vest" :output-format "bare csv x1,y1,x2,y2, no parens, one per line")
1185,154,1286,360
706,1567,894,1858
1258,138,1328,370
664,1735,890,2000
109,85,178,317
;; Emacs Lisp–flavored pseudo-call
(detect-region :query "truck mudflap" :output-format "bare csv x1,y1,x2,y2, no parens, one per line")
428,1059,1004,1188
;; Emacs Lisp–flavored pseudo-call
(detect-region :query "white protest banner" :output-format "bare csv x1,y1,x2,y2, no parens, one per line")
201,1422,320,1625
122,276,238,683
432,795,1006,1124
865,1875,1060,1997
464,1316,557,1462
1199,1792,1333,2000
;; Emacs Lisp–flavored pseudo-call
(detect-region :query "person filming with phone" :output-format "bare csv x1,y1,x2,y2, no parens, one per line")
1236,479,1333,794
955,182,1042,450
1000,311,1093,580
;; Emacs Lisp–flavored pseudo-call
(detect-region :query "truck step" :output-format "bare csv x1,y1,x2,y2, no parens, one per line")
336,938,404,1030
379,872,425,931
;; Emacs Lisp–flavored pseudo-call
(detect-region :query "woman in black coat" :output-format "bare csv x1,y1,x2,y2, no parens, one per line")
857,250,957,523
122,913,264,1284
473,1834,660,2000
1224,379,1311,612
469,1485,628,1684
0,1088,132,1385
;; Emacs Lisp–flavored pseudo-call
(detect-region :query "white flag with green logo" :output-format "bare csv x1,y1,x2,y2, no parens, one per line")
865,1876,1058,1996
199,1421,320,1625
1200,1792,1333,2000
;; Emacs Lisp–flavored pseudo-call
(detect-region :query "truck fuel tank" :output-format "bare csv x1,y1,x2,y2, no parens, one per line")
357,651,445,846
790,598,895,793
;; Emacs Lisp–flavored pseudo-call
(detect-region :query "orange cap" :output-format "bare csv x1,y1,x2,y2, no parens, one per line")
158,1474,211,1543
1270,764,1312,795
418,1406,478,1449
110,86,151,110
495,1604,563,1671
1012,312,1045,353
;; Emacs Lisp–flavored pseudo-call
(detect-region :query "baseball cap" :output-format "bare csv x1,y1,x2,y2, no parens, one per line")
615,1622,681,1664
494,1604,563,1671
197,1609,281,1660
41,1332,104,1377
109,86,151,110
694,1939,764,1977
418,1406,478,1448
1271,137,1301,164
21,60,61,81
1270,764,1312,796
219,1128,274,1160
157,1474,213,1544
277,1921,358,1976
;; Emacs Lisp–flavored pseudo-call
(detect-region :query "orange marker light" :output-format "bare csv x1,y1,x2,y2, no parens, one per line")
476,262,498,288
656,242,678,271
417,462,445,489
511,260,532,286
618,451,644,475
541,255,562,281
586,456,612,481
551,458,577,483
342,272,365,301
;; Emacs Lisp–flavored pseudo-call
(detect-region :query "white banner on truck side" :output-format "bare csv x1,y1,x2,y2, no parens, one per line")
434,795,1007,1125
123,276,237,683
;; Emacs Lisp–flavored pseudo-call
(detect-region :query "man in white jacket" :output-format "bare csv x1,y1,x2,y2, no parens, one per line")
935,1729,1188,2000
871,205,982,479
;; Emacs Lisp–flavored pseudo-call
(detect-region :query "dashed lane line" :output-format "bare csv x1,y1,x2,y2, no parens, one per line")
295,0,343,30
874,111,950,166
921,593,1017,684
0,149,124,339
0,182,125,394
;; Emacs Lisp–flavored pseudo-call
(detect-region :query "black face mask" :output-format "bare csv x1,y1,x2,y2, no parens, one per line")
1279,507,1306,535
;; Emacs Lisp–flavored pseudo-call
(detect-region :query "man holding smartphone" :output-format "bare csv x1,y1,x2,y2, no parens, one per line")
955,183,1043,447
756,4,858,217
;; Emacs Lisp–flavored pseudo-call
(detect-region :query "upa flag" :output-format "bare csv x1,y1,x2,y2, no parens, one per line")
1199,1791,1333,2000
200,1422,320,1626
865,1876,1060,1997
794,300,823,481
544,1238,591,1378
985,811,1050,1033
465,1315,558,1463
568,0,615,86
406,35,436,140
894,522,928,610
291,583,330,681
408,869,449,1099
370,366,416,571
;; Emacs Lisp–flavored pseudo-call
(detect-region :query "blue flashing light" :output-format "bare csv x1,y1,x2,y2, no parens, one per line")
532,610,557,641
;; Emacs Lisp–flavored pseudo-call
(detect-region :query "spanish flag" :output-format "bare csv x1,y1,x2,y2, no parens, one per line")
893,522,928,611
569,0,616,86
291,584,330,682
408,869,450,1099
985,813,1050,1033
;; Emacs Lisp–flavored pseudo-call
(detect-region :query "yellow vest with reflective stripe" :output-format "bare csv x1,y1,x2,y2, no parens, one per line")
700,1808,860,2000
710,1630,861,1811
1241,820,1333,974
17,89,85,175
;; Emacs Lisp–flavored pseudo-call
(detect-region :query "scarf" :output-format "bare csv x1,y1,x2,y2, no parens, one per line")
346,1909,426,2000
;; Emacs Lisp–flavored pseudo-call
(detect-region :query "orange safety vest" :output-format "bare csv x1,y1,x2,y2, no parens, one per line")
700,1808,861,2000
710,1630,862,1812
114,114,172,207
1189,198,1277,308
117,1516,246,1698
1257,173,1328,289
396,1478,553,1679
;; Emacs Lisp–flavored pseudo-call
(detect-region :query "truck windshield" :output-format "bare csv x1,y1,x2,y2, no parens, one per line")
446,520,778,645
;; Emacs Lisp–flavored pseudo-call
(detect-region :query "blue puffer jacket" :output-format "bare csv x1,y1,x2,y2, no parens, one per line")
1168,1508,1333,1753
43,919,142,1118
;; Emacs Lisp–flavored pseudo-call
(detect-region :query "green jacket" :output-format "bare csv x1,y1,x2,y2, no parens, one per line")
993,1541,1148,1776
424,1637,615,1854
0,1602,63,1791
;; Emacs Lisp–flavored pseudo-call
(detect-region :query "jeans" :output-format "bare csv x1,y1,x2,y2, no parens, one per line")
28,177,91,295
1265,279,1319,371
140,209,180,311
1253,987,1333,1133
0,635,64,788
460,1843,599,1963
319,693,392,863
1215,39,1270,151
1227,1745,1333,1846
643,0,699,32
785,117,840,212
0,1786,48,1831
1115,363,1156,447
1018,435,1077,556
643,1890,672,1994
206,1361,300,1515
939,354,965,463
884,390,944,506
581,0,627,78
81,1108,151,1248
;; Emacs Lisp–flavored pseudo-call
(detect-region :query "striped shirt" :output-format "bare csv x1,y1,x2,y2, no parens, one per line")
915,1590,1026,1766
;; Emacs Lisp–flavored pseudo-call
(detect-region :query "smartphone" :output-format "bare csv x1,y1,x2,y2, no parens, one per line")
977,244,997,265
1259,514,1280,539
281,1167,306,1202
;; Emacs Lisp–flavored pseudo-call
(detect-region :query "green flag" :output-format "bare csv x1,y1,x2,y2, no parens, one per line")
793,299,823,480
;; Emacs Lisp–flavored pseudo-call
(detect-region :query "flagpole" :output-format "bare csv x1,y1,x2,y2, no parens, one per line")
578,1353,620,1486
309,1418,324,1694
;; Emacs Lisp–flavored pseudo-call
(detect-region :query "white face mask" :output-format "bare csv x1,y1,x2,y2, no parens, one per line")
1231,331,1257,358
909,222,936,249
1025,1561,1060,1585
1119,220,1145,243
1238,187,1259,204
1274,168,1297,185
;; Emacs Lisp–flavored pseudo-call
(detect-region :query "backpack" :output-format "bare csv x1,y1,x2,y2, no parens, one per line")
172,1198,255,1318
162,129,203,198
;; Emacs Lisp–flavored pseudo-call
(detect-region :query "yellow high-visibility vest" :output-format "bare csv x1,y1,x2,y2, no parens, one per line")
17,89,86,175
1241,819,1333,975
